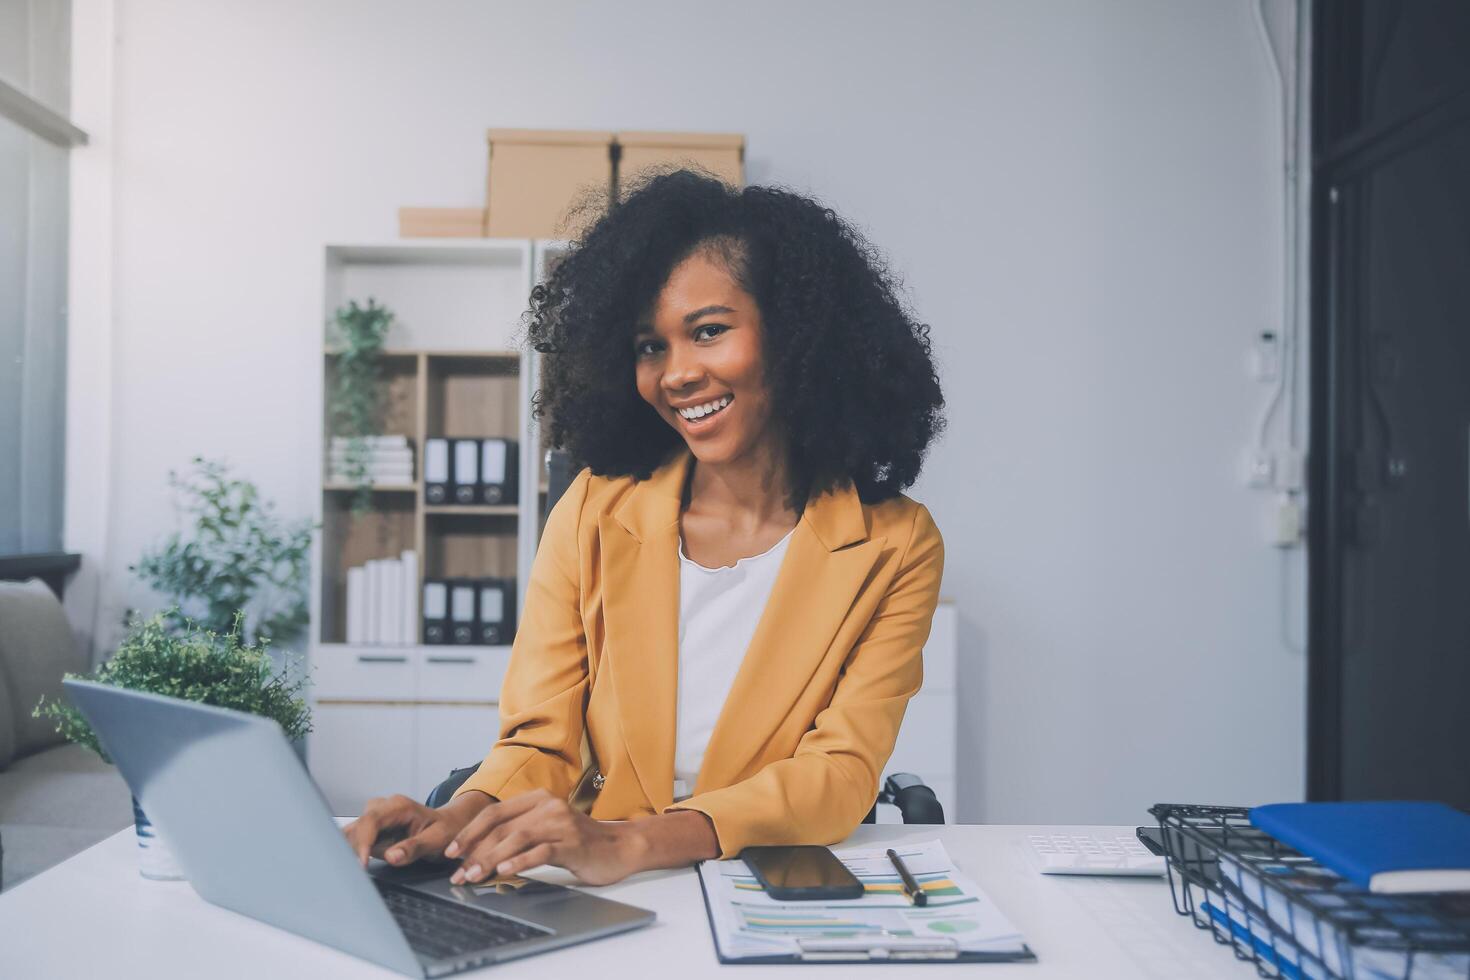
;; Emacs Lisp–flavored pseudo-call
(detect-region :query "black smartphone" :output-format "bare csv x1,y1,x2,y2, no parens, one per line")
1135,825,1166,856
740,845,864,901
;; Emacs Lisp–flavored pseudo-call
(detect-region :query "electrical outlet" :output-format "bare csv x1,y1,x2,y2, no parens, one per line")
1244,451,1275,488
1272,495,1304,547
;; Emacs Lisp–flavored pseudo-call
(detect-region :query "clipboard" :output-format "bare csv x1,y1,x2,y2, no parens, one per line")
694,840,1037,965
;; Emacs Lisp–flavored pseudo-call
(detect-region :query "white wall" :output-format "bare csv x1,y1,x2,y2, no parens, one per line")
72,0,1307,823
64,0,116,665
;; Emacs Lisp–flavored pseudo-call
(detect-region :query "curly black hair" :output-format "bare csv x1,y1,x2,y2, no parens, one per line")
527,169,944,508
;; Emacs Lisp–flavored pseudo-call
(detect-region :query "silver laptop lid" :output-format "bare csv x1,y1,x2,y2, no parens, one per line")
63,680,422,977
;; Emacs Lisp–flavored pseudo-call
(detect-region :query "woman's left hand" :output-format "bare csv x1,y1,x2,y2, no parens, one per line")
445,789,644,886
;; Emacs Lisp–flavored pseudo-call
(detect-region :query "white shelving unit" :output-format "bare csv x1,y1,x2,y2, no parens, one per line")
309,239,564,815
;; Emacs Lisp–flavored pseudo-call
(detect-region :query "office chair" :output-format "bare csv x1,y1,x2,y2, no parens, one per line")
426,765,944,824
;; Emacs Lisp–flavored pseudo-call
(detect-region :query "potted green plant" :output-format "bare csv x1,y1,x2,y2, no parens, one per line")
327,298,395,509
132,456,312,650
33,614,312,880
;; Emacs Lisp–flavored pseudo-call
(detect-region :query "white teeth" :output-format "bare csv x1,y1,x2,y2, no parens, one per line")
677,395,731,421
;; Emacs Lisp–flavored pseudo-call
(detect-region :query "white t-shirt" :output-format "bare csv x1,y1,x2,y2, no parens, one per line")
673,527,795,800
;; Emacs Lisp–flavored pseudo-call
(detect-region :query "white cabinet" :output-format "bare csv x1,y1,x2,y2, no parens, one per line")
308,644,511,816
309,702,417,815
414,703,499,793
314,649,415,699
417,649,510,700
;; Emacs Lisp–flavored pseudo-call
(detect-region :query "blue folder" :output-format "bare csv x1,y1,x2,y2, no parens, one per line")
1250,801,1470,894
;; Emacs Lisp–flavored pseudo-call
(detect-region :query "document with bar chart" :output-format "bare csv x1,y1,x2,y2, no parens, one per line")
696,840,1035,964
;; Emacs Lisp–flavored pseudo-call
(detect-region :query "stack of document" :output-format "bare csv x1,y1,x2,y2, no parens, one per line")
697,840,1033,963
329,435,414,484
345,550,418,645
1210,854,1470,979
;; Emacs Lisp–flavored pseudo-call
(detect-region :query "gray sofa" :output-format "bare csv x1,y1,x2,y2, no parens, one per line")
0,574,132,891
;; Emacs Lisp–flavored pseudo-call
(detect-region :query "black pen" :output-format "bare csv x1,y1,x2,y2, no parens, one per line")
886,848,927,907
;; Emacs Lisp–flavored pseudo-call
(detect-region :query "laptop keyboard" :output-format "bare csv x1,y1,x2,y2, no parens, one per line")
376,881,553,962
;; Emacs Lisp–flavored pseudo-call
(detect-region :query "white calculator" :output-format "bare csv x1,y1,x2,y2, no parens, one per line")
1024,830,1167,877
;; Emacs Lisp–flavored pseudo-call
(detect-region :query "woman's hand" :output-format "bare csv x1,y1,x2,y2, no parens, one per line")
445,789,645,886
342,790,494,866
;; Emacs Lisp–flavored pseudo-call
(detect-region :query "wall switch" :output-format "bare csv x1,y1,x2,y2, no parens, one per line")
1249,331,1281,382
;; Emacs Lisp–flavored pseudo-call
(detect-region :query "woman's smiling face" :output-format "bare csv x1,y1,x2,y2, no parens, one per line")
634,247,776,469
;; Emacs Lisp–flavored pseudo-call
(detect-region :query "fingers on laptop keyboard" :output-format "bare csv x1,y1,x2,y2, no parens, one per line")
347,794,424,864
386,821,454,865
342,812,378,864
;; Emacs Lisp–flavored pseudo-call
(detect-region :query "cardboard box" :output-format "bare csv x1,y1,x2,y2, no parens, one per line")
485,129,614,238
398,207,486,238
615,131,744,190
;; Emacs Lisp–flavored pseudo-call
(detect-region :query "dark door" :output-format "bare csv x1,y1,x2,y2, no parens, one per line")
1309,2,1470,807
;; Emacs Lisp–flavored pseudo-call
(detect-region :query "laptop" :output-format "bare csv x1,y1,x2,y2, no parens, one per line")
63,679,655,977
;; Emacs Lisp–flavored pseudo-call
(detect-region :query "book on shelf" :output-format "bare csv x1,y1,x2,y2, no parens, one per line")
328,461,414,473
383,559,401,645
451,440,479,505
476,578,516,645
330,435,410,448
327,471,415,486
363,560,379,644
328,447,414,460
425,439,450,503
422,580,449,644
449,580,477,644
329,457,412,466
479,439,519,505
329,437,415,485
345,566,367,644
400,549,418,646
327,461,415,473
344,552,420,646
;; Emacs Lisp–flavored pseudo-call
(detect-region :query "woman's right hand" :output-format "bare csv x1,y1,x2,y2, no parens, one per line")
342,790,495,867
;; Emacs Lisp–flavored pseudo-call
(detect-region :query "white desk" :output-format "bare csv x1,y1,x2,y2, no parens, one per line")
0,824,1245,979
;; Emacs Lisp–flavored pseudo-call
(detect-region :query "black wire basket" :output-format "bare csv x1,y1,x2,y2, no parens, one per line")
1148,804,1470,979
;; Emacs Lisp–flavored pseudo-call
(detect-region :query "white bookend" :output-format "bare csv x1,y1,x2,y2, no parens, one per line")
400,550,419,645
345,566,367,645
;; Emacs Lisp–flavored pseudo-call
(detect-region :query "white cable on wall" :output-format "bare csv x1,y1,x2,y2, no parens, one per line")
1251,0,1299,459
1289,0,1312,457
1252,0,1311,655
1282,0,1311,657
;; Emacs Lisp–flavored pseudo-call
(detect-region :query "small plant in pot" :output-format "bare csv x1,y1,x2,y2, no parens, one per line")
33,613,311,880
132,456,313,651
327,297,395,510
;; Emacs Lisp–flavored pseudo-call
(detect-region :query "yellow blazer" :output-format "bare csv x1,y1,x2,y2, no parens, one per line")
456,451,945,857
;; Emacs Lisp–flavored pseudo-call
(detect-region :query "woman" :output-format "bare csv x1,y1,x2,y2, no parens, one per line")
345,170,945,886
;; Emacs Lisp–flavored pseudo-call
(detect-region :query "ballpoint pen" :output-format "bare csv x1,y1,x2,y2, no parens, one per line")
886,848,928,907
